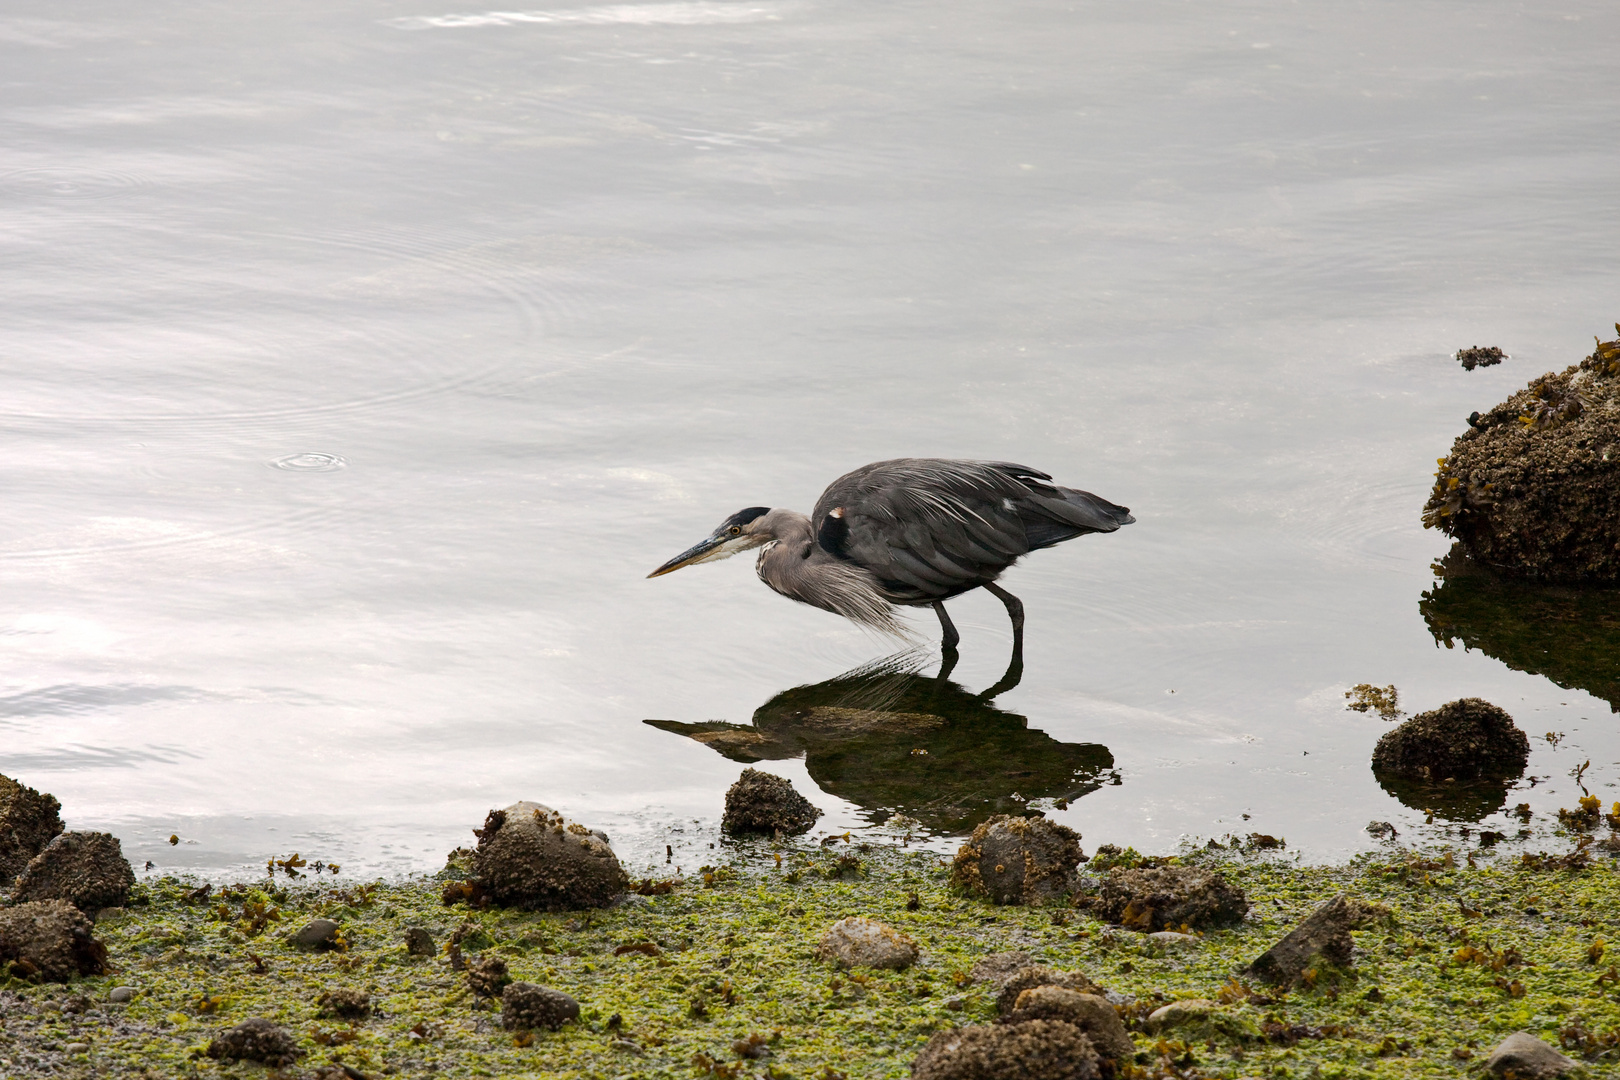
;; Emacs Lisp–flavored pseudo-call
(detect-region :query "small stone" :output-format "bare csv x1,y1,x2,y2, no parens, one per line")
291,918,340,949
64,1042,89,1054
1147,931,1200,947
107,986,135,1003
0,773,64,883
722,768,822,834
468,801,628,910
968,951,1036,986
1372,698,1529,782
206,1017,303,1067
951,815,1082,905
1146,999,1259,1042
912,1019,1100,1080
316,987,371,1019
816,916,918,970
501,981,579,1030
404,926,436,956
1484,1032,1578,1077
466,954,511,998
10,831,136,913
1145,999,1218,1033
1005,988,1133,1064
994,967,1102,1017
0,899,108,982
1093,865,1248,931
1365,821,1397,839
945,996,965,1011
1244,893,1386,985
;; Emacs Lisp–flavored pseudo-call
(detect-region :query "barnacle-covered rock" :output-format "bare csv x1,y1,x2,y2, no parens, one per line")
0,774,63,884
912,1019,1100,1080
316,987,371,1019
1371,698,1528,782
1004,988,1133,1063
501,981,580,1030
206,1017,303,1067
950,815,1082,905
466,801,627,911
1423,326,1620,582
721,768,822,834
817,916,919,970
1092,865,1248,931
466,953,511,998
10,831,135,912
0,899,108,982
994,967,1103,1016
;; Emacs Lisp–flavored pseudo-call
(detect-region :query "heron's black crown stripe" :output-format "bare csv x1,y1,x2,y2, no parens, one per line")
724,506,771,528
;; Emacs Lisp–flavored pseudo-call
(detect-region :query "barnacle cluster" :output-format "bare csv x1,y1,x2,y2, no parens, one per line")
1456,345,1504,371
1579,324,1620,378
1421,461,1495,530
1519,377,1589,431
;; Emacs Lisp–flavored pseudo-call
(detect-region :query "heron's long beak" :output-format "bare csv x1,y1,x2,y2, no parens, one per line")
647,534,727,578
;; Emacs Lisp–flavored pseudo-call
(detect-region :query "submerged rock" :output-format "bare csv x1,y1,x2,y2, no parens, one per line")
1423,328,1620,582
1245,894,1385,986
1371,698,1528,783
1484,1031,1577,1077
468,801,628,911
912,1019,1100,1080
0,774,64,884
206,1018,303,1067
1092,865,1248,931
0,899,108,982
1004,987,1133,1064
501,981,580,1030
10,831,135,912
951,815,1083,906
721,768,822,834
817,916,919,970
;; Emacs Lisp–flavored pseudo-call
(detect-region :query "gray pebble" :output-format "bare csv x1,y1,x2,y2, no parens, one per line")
107,986,135,1004
65,1043,89,1054
291,918,340,949
404,926,436,956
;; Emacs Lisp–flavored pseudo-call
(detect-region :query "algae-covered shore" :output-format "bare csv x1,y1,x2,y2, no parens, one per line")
3,839,1617,1079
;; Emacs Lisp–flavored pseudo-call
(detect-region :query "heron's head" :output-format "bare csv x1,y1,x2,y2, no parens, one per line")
647,506,775,578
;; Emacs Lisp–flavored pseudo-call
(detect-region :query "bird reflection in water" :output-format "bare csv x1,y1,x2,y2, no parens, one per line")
645,652,1116,834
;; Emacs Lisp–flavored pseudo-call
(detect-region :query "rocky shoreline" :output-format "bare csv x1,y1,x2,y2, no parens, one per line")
2,772,1618,1078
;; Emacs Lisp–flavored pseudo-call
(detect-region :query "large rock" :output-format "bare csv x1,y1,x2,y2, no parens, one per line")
0,774,63,883
912,1020,1100,1080
205,1018,303,1067
501,981,580,1030
721,768,822,834
1004,987,1133,1064
1371,698,1528,783
1092,865,1248,931
467,802,627,910
1422,330,1620,582
951,815,1082,906
1484,1032,1577,1077
1245,894,1384,985
0,899,108,982
817,916,919,970
10,831,135,912
994,967,1103,1016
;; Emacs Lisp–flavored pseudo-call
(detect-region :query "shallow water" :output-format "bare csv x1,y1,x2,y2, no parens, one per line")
3,0,1619,878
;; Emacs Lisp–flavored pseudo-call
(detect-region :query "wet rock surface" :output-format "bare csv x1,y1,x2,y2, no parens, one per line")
1092,865,1248,931
1245,894,1383,985
1004,987,1133,1063
0,774,64,884
501,981,580,1030
0,899,109,982
9,831,135,913
1371,698,1529,783
1484,1031,1578,1077
205,1017,303,1067
468,801,628,910
912,1019,1101,1080
950,815,1083,905
721,768,822,834
1423,329,1620,582
817,916,919,970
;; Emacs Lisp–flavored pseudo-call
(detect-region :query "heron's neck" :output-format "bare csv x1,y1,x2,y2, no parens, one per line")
758,507,812,544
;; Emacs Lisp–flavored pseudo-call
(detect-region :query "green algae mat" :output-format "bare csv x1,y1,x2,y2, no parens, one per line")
2,844,1617,1078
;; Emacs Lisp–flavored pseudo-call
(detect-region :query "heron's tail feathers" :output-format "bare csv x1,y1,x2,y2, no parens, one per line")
1022,487,1134,549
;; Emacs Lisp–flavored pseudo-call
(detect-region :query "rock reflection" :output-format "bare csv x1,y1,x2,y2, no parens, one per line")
1420,546,1620,713
1371,773,1516,823
646,653,1116,834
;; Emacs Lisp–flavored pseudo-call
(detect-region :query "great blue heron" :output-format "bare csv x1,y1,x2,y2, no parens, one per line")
647,458,1133,678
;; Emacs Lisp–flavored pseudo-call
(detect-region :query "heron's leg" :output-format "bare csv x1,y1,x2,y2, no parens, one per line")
932,601,961,650
982,582,1025,657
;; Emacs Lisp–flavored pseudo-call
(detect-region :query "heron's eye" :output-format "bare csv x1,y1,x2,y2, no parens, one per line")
728,526,742,536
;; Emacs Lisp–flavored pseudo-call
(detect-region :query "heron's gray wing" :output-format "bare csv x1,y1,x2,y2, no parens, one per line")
811,459,1040,602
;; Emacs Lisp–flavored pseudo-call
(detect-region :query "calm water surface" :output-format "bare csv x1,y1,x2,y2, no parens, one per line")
3,0,1619,877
